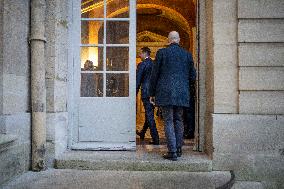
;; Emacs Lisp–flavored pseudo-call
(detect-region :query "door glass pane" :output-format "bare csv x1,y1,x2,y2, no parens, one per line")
106,21,129,44
81,73,103,97
107,0,129,18
106,47,129,71
81,21,104,44
81,47,104,71
106,74,129,97
81,0,104,18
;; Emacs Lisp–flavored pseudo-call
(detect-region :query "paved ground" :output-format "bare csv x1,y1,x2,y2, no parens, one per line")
2,169,231,189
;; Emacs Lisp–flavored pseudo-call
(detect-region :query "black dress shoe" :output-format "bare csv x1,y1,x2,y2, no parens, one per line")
163,152,178,161
177,147,182,157
136,130,145,140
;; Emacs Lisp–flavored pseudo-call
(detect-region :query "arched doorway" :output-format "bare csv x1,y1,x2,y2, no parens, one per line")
71,0,203,152
134,1,199,151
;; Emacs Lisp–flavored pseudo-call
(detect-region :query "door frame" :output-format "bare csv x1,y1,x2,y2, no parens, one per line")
67,0,207,152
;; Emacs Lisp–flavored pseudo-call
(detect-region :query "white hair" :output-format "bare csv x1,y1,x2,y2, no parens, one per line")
168,31,180,44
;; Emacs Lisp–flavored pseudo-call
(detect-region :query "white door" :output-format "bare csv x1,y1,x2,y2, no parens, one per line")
71,0,136,150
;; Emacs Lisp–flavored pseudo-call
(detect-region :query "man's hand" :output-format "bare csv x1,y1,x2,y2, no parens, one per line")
150,97,155,105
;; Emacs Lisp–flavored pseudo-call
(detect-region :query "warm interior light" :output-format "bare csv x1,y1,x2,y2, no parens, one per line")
81,47,98,68
88,47,99,67
81,21,102,68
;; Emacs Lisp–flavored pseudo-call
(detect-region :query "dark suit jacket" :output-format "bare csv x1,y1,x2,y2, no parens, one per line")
149,43,196,107
136,57,154,99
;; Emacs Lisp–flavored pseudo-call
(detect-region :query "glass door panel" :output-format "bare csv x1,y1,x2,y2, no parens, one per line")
81,73,103,97
81,21,104,44
80,47,104,71
106,47,129,71
81,0,104,18
106,73,129,97
107,0,129,18
106,21,129,44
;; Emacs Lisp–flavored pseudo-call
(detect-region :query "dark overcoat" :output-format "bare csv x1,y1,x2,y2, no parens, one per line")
136,57,154,99
149,43,196,107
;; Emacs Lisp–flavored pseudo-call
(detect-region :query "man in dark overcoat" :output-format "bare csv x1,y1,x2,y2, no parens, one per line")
149,31,196,160
136,47,159,145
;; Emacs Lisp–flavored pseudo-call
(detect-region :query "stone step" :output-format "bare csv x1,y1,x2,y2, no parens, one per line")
55,145,212,172
2,169,233,189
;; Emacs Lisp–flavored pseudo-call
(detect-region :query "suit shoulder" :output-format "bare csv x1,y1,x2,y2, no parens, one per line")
139,60,151,67
137,61,144,68
186,51,193,57
178,46,191,55
180,48,192,58
145,58,153,63
157,48,167,54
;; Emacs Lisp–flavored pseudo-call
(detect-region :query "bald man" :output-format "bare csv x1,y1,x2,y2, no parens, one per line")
149,31,196,161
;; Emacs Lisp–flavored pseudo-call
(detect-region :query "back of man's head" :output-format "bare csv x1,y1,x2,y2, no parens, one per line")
168,31,180,44
141,47,151,56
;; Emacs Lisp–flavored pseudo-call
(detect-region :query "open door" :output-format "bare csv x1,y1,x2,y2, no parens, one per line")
71,0,136,150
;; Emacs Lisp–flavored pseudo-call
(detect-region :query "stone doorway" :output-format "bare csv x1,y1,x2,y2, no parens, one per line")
135,0,200,151
69,0,208,154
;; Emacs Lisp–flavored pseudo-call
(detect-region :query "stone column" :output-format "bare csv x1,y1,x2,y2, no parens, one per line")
30,0,47,171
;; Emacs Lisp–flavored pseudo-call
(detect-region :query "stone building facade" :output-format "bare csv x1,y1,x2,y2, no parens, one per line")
0,0,283,188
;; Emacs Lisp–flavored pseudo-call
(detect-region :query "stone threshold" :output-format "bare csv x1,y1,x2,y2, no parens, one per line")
55,145,212,172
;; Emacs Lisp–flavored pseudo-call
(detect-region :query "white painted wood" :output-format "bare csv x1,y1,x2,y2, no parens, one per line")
71,142,136,151
71,0,136,150
67,0,74,149
71,0,82,145
78,98,135,143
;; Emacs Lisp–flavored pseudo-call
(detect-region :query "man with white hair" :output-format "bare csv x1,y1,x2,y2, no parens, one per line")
149,31,196,161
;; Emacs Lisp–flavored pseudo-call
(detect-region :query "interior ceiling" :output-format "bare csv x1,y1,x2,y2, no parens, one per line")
81,0,196,27
137,15,190,48
137,0,195,49
137,0,196,23
136,8,163,16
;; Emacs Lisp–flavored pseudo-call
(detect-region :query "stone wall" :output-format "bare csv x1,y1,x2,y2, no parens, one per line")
211,0,284,188
0,0,31,184
0,0,70,177
45,0,70,167
203,0,214,155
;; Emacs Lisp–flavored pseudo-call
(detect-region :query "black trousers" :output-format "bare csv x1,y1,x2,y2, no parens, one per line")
140,98,159,142
183,96,195,137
